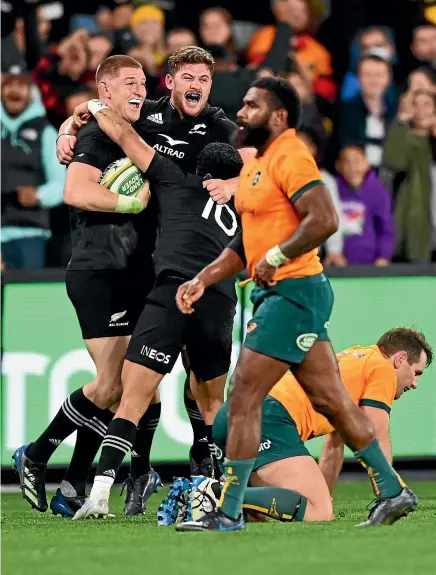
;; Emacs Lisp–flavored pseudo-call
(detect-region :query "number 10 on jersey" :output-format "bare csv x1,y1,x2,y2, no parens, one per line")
201,198,238,237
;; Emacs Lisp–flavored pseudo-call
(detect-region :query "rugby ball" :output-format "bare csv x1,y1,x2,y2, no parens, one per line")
190,478,221,521
100,157,148,198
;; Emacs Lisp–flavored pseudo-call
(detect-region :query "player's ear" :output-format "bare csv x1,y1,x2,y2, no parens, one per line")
165,74,174,91
393,351,408,368
98,80,109,99
272,108,287,127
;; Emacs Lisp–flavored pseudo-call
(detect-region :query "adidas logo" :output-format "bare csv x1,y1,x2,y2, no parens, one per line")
49,439,62,446
103,469,116,478
131,450,140,458
147,113,163,124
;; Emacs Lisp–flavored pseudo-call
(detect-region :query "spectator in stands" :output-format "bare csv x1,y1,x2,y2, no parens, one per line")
64,86,99,118
284,53,335,141
1,74,65,269
165,27,198,56
297,127,346,266
407,65,436,93
199,7,239,61
246,0,336,100
127,5,166,76
2,2,51,75
341,26,397,103
408,20,436,75
381,90,436,262
335,143,395,266
88,33,113,73
32,28,92,127
207,24,292,121
339,54,397,169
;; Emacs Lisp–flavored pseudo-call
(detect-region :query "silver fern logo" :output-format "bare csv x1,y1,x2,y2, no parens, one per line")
109,311,128,326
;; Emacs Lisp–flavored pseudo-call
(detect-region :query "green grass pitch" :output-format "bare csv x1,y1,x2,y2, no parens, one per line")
2,481,436,575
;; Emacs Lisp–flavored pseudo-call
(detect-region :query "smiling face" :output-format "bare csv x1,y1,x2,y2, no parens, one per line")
166,63,212,117
2,76,31,117
412,91,436,129
99,66,146,123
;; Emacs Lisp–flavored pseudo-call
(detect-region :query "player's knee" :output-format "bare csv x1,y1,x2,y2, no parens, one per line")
83,377,122,409
93,379,122,409
304,498,334,522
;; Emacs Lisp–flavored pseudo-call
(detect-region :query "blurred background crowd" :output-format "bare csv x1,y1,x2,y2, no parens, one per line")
2,0,436,270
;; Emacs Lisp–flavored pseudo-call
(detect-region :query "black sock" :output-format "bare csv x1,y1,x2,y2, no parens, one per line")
184,384,209,462
63,408,115,495
205,424,214,453
130,403,161,480
26,388,104,464
96,418,137,479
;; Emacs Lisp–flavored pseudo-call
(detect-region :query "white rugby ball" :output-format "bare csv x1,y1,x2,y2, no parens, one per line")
100,157,148,198
190,478,221,521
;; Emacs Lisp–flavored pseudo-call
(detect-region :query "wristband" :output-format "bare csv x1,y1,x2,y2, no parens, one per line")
115,195,142,214
56,133,71,143
265,245,289,267
88,99,110,116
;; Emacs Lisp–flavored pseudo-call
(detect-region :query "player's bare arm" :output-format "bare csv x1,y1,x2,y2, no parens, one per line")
255,184,338,288
318,431,345,495
176,247,245,314
64,162,150,213
57,116,80,164
362,406,392,463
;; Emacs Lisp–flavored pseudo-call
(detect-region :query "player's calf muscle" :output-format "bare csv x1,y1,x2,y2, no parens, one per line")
83,379,122,409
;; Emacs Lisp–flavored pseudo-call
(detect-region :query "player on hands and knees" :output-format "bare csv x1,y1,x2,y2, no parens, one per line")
208,328,431,523
174,77,418,531
72,99,243,521
13,56,161,516
56,47,253,499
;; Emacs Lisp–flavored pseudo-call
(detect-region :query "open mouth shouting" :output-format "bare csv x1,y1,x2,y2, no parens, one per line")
128,98,142,111
184,91,201,108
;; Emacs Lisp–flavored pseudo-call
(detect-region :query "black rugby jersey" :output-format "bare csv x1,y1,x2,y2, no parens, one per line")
68,120,156,271
146,153,240,301
134,97,237,174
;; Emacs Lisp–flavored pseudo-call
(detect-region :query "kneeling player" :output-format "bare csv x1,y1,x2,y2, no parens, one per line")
210,328,432,523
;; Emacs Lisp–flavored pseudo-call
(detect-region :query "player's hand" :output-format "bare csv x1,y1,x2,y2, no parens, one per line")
176,278,206,314
137,180,151,212
17,186,39,207
203,179,232,204
57,134,77,164
73,101,91,127
375,258,390,267
324,253,347,267
254,257,277,289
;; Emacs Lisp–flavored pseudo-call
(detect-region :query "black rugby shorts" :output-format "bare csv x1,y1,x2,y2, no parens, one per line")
125,274,235,381
66,268,154,340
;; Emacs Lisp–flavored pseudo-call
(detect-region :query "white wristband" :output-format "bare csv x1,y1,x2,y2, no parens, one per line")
88,99,110,116
115,195,142,214
266,245,289,267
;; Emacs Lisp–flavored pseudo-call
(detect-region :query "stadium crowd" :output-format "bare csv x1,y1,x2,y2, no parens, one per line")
2,0,436,269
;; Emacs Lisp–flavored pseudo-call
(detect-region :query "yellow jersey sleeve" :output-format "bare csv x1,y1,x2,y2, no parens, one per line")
360,363,397,415
271,149,323,204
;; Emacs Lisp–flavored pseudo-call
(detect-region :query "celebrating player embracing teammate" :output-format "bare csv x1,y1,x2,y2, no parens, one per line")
13,48,251,518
